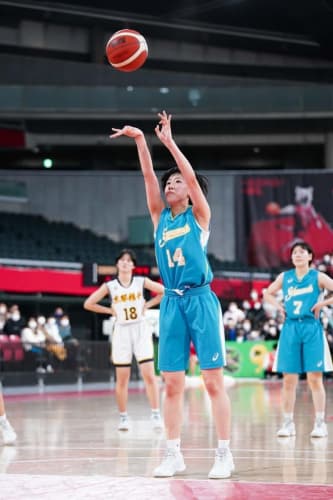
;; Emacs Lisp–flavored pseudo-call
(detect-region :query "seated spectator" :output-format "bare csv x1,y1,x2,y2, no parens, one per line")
223,302,245,325
21,318,52,373
225,318,238,341
58,314,80,370
3,305,25,337
0,314,6,334
0,303,8,320
44,316,66,364
58,315,75,342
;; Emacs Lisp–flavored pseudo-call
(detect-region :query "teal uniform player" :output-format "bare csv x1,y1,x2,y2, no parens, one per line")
110,111,234,480
274,268,333,374
155,206,225,371
264,241,333,439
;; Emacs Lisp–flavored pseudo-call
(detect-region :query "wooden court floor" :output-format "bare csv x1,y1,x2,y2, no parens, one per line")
0,378,332,499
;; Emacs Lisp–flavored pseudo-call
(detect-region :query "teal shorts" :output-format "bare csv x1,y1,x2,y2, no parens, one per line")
158,285,226,372
274,317,333,373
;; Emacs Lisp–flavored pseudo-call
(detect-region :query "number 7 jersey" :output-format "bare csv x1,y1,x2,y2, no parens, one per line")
106,276,145,324
282,268,321,320
155,207,213,290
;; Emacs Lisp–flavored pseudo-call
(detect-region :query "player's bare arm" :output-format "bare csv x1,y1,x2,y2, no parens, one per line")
83,283,114,315
155,111,210,230
110,125,164,229
263,273,285,319
312,272,333,317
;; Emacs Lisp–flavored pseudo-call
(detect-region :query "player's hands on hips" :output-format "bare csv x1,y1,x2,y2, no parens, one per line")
311,301,324,319
155,110,173,146
110,126,143,139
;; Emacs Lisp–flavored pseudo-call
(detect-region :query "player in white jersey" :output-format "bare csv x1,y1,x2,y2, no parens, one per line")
84,249,165,431
264,241,333,439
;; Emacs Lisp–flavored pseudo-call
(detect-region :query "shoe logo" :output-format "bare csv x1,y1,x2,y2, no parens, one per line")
317,360,323,367
212,352,219,362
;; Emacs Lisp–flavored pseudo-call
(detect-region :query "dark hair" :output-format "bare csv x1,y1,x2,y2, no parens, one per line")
290,240,314,264
161,166,208,204
115,248,137,266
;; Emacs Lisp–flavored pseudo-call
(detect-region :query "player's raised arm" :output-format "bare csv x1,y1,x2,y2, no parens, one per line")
110,126,164,229
154,111,210,230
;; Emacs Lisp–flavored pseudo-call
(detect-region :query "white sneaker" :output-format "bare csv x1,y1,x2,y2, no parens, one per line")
277,420,296,437
0,419,17,445
208,448,234,479
153,449,186,477
151,413,163,430
118,415,130,431
311,420,328,438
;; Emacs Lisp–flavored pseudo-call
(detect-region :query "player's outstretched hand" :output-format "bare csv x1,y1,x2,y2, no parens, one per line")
110,126,143,139
155,110,173,146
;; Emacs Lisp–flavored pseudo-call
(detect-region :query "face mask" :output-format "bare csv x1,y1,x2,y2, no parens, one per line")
48,318,56,325
229,304,237,313
60,319,69,326
12,312,20,321
37,316,46,325
28,320,37,329
250,291,258,300
254,302,261,310
0,306,6,314
242,301,250,310
243,323,251,332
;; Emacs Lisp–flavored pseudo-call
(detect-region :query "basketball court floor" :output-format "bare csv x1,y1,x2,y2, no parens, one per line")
0,377,332,499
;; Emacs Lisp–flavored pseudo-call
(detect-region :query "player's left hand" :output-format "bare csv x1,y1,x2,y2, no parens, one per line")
155,110,173,145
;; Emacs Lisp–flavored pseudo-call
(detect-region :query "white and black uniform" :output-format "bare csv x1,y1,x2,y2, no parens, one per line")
106,276,154,366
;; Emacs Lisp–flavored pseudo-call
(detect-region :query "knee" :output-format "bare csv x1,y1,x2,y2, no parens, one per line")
283,376,297,391
204,379,222,398
307,374,323,390
164,381,183,399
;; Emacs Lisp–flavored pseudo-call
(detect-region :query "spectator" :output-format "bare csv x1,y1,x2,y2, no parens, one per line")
225,318,238,341
44,316,66,365
223,302,245,325
3,305,25,337
21,318,52,373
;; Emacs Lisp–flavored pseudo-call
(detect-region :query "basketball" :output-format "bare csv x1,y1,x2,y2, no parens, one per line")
265,201,281,216
106,29,148,72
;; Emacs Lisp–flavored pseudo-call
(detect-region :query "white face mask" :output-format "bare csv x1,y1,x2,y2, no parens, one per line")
0,306,7,314
229,304,237,313
12,312,20,321
37,316,46,325
47,318,56,325
60,319,69,326
28,320,37,329
243,322,251,332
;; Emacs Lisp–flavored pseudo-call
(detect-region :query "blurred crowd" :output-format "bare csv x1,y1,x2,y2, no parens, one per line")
0,304,79,373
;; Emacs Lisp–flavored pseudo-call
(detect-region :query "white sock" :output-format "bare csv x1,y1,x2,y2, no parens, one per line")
119,412,128,418
283,413,293,422
151,409,160,415
167,438,181,451
218,439,230,450
0,414,7,424
315,412,325,422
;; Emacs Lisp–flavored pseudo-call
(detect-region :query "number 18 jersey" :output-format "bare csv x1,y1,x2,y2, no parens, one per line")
106,276,145,325
155,207,213,290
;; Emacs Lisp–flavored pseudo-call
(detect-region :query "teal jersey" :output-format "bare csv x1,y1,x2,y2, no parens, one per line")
282,268,321,320
154,207,213,290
